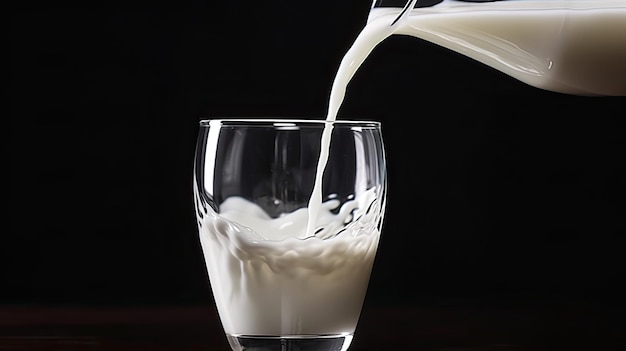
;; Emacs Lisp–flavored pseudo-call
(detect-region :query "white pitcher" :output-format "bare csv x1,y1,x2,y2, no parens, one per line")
369,0,626,96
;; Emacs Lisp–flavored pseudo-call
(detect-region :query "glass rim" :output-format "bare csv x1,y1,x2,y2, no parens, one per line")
199,118,381,128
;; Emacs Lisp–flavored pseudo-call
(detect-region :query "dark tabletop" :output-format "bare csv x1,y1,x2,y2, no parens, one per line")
1,299,624,351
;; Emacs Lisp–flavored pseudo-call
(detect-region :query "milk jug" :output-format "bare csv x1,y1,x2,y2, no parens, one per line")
368,0,626,96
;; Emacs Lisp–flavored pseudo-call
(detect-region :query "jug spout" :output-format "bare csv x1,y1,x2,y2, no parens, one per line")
372,0,444,8
371,0,502,9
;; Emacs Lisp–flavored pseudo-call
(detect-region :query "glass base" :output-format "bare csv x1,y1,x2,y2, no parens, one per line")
226,334,354,351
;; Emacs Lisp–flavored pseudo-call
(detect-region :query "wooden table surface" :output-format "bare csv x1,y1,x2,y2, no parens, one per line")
1,299,623,350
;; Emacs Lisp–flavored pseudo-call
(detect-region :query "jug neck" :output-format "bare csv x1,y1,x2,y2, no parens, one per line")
371,0,503,9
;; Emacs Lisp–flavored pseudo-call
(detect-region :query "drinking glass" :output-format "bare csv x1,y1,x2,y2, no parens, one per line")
193,118,387,351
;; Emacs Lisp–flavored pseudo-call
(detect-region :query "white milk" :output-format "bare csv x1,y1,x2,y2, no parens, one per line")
196,187,382,336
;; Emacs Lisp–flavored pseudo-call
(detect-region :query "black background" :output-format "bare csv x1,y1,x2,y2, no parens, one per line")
8,0,626,309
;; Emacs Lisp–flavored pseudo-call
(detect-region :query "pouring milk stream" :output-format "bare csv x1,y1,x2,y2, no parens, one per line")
307,0,626,236
196,0,625,346
305,0,419,237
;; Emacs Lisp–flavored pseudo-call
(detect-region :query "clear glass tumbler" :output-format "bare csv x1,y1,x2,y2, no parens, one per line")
193,118,387,351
